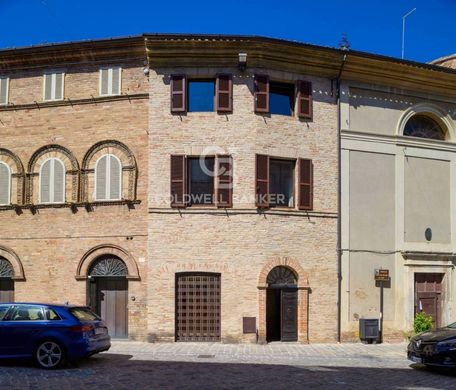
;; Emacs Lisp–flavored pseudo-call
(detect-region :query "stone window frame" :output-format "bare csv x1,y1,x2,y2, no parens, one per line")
27,145,79,205
81,140,137,202
0,148,25,206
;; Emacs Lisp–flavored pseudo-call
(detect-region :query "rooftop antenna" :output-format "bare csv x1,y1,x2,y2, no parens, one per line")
339,33,350,51
402,8,417,59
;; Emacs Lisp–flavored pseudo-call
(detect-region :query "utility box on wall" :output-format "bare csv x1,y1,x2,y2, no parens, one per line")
359,318,379,343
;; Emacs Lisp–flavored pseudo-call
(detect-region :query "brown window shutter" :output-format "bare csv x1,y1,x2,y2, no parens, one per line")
255,154,269,207
216,74,233,113
170,155,187,208
216,155,233,208
298,158,313,210
254,75,269,113
171,75,187,113
297,80,313,119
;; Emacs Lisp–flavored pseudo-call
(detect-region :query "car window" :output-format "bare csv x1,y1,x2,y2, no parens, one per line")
447,322,456,329
70,307,100,321
10,305,44,321
45,308,61,321
0,305,11,320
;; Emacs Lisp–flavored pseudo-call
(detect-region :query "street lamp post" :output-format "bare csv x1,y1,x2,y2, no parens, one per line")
402,8,417,59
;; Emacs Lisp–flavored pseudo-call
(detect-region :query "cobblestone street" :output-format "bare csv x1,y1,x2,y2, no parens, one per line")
0,341,455,389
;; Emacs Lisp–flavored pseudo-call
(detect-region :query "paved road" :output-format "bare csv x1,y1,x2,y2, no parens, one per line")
0,341,454,389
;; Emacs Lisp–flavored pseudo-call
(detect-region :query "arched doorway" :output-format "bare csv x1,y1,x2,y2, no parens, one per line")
266,266,298,342
88,256,128,338
0,257,14,302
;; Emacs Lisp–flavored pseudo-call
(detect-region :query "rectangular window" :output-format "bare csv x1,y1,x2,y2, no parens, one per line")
269,159,295,207
100,67,121,96
188,157,215,205
188,79,215,112
43,72,64,101
0,77,9,105
269,82,294,116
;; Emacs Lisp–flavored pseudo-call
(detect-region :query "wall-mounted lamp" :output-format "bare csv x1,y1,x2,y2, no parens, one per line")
238,52,247,71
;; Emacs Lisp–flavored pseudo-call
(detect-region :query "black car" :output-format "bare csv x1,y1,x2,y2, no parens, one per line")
408,322,456,367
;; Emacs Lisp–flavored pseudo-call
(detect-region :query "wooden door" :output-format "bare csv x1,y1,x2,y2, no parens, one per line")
266,289,281,342
281,289,298,341
176,273,221,342
0,279,14,303
415,273,443,328
96,278,128,338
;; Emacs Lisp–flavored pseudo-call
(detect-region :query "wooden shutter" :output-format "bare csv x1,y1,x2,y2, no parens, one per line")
255,154,269,207
111,67,121,95
298,158,313,210
170,155,186,208
40,160,51,203
96,155,108,200
100,69,109,95
216,74,232,112
254,75,269,113
0,163,10,205
216,155,233,208
54,73,64,100
109,155,121,200
53,159,65,203
171,75,187,113
44,74,53,101
297,80,312,119
0,77,8,105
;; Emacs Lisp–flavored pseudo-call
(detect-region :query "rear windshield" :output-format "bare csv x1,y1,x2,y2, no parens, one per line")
70,307,100,321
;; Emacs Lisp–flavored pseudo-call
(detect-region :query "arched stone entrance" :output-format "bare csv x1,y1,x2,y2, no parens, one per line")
258,257,310,343
87,255,129,339
0,257,14,302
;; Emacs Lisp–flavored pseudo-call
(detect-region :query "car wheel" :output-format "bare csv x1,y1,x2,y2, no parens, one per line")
35,340,65,369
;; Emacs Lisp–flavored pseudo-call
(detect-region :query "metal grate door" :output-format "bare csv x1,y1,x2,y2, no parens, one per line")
176,273,221,341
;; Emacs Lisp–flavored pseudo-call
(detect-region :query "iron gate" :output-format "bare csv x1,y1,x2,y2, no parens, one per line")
176,273,221,341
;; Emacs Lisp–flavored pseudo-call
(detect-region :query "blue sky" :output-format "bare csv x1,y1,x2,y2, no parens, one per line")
1,0,454,63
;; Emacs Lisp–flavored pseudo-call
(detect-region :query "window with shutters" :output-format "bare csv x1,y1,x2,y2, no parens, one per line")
99,67,122,96
95,154,122,201
0,162,11,205
269,82,294,116
39,158,65,204
170,155,233,208
0,77,9,105
43,72,64,101
188,79,215,112
256,155,313,210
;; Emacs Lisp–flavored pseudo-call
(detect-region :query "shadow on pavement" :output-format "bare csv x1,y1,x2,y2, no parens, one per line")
0,353,455,389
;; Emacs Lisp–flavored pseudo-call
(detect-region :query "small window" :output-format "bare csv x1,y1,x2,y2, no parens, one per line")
45,308,61,321
0,77,9,105
269,159,295,207
404,115,445,140
100,67,121,96
70,307,100,322
10,305,45,321
269,82,294,116
188,157,215,205
0,162,11,205
95,154,122,201
39,158,65,204
0,305,11,320
188,79,215,112
43,72,64,101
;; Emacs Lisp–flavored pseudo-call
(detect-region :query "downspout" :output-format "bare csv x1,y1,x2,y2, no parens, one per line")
336,51,348,343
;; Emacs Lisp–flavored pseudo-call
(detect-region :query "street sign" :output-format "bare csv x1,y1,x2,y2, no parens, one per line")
375,269,389,282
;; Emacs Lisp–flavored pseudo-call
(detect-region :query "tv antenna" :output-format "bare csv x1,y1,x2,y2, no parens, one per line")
402,8,417,59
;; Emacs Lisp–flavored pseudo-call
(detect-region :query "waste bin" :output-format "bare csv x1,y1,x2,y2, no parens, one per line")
359,318,379,343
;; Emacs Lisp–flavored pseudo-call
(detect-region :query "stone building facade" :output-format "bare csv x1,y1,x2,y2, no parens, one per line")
0,37,150,340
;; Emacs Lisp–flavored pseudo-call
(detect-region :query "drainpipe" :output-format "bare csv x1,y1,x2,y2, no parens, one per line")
336,51,348,343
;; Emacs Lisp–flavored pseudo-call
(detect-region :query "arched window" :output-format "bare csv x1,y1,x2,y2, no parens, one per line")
89,256,128,277
267,266,297,286
95,154,122,201
0,162,11,205
404,115,446,140
39,158,65,204
0,257,13,278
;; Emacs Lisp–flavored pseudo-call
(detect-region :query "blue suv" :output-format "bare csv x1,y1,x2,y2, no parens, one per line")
0,303,111,368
